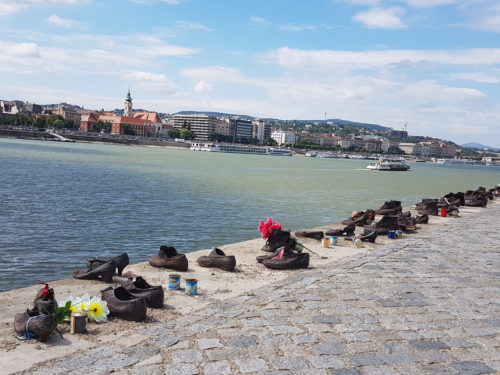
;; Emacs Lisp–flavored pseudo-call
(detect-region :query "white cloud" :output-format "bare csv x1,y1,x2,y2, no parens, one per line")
176,21,212,32
450,72,499,83
121,71,176,92
250,16,268,24
182,66,254,85
353,7,407,28
250,16,271,29
47,14,79,28
338,0,456,7
0,0,85,16
122,71,167,82
128,0,181,4
266,47,500,70
403,0,455,7
3,42,40,57
279,24,317,31
0,32,200,77
194,81,212,93
469,3,500,32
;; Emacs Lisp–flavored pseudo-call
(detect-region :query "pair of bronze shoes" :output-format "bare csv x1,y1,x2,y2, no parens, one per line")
257,247,310,270
120,276,164,309
149,246,188,271
72,253,130,283
101,276,164,322
293,231,324,240
13,284,57,342
101,286,147,322
197,248,236,272
325,223,355,237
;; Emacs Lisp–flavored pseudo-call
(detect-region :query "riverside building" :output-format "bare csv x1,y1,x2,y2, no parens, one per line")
172,113,218,141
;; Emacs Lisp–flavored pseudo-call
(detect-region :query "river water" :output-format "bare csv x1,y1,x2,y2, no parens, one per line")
1,138,498,291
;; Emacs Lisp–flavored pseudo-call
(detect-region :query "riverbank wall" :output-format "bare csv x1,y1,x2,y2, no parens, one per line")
0,128,191,148
0,197,498,374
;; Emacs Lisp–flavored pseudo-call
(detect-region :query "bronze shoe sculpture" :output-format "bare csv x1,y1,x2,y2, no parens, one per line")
261,229,294,252
375,200,402,215
368,215,400,235
415,199,439,215
415,214,429,224
197,248,236,272
262,250,309,270
325,223,355,237
359,230,377,243
122,276,164,308
33,283,57,315
341,210,376,227
87,253,129,276
293,231,324,240
72,260,116,283
101,286,147,322
14,308,56,342
149,245,188,271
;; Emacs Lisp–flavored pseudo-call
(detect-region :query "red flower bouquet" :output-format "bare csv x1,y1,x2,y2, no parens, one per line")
258,217,282,240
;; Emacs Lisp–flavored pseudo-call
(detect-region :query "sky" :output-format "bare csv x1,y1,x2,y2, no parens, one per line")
1,0,499,147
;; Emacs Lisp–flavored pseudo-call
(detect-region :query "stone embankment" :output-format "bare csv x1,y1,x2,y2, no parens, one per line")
9,201,499,375
0,128,190,148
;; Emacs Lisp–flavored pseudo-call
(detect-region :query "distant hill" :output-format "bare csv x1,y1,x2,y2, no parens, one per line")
174,111,390,131
326,119,389,132
175,111,255,120
461,142,500,151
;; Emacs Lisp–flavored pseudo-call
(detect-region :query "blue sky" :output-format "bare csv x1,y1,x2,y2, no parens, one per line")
1,0,499,147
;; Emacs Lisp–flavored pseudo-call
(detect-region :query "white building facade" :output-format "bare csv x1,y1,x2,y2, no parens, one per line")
271,130,296,145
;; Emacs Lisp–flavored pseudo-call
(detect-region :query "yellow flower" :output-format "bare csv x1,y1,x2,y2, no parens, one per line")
85,297,109,323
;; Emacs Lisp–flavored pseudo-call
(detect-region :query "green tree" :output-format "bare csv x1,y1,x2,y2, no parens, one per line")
386,146,405,155
262,137,278,146
14,113,32,126
92,120,112,133
168,129,181,138
121,123,136,135
46,114,66,128
179,128,196,140
35,116,47,128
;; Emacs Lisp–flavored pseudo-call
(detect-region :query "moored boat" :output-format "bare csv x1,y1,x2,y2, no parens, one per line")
190,142,292,156
367,157,410,171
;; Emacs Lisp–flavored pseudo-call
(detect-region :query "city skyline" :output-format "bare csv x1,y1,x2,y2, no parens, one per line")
0,0,499,147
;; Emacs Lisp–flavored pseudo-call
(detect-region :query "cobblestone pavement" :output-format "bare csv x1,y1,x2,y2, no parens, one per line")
28,204,500,375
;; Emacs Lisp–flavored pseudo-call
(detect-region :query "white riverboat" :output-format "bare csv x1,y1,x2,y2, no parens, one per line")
190,142,292,156
367,157,410,171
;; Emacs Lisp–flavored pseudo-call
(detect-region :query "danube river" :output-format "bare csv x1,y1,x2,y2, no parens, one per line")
1,138,499,291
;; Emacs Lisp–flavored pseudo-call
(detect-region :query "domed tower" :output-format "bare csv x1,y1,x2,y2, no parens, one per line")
124,89,133,117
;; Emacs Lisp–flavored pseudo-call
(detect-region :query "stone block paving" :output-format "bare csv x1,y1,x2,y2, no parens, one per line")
25,204,500,374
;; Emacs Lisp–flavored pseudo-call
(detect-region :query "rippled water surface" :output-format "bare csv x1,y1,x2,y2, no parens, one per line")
1,138,499,291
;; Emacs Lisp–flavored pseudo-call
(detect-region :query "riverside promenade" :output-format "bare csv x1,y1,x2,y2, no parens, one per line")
20,203,500,375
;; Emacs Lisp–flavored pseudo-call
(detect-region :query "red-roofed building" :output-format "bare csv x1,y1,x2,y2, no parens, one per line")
79,91,161,136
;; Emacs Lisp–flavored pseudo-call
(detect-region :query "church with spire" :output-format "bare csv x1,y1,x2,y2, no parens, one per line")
79,89,163,136
124,89,133,117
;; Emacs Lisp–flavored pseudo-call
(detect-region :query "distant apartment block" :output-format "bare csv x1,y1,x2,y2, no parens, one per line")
298,133,338,147
229,118,253,142
271,130,296,145
387,129,408,139
253,119,271,141
172,113,217,141
363,138,382,152
399,142,423,156
380,138,400,152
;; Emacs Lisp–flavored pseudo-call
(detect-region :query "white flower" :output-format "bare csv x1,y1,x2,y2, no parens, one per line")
84,296,109,323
